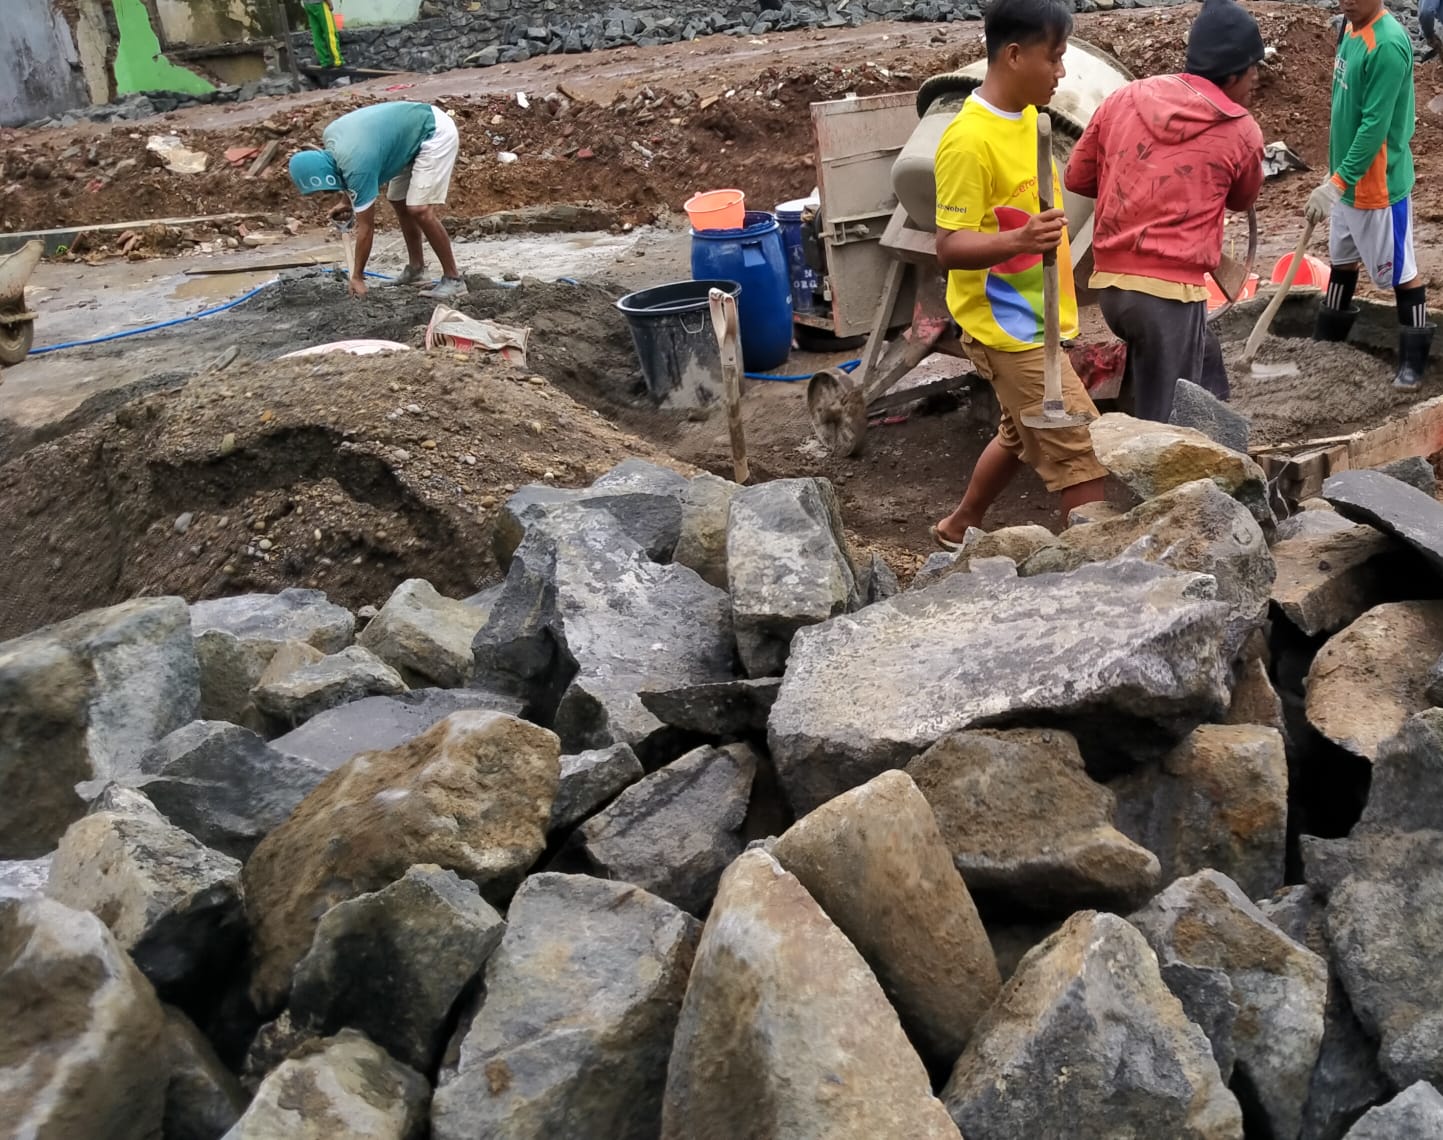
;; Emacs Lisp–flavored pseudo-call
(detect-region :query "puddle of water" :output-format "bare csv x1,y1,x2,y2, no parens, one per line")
170,270,289,303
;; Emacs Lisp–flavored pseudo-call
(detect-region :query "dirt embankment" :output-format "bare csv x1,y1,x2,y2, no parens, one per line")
0,347,687,640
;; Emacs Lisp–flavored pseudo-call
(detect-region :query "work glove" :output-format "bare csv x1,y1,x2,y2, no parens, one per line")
1306,178,1343,224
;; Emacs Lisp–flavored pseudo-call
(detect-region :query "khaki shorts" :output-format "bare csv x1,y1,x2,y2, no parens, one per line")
386,106,459,207
963,336,1107,492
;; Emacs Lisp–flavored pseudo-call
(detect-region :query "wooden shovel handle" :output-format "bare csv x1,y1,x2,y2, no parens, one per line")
1243,217,1316,364
1035,113,1063,406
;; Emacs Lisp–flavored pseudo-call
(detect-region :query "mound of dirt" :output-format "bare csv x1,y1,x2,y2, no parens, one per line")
0,351,687,639
1227,335,1428,444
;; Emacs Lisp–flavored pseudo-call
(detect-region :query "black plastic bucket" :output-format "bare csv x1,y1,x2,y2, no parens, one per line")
616,279,741,408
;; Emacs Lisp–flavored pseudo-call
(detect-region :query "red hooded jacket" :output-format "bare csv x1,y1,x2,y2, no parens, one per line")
1064,74,1265,287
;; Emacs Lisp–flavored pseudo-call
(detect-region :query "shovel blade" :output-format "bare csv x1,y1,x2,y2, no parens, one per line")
1250,360,1300,379
1021,399,1093,430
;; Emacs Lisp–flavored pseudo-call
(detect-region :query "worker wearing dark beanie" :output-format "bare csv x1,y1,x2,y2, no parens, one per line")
1186,0,1266,82
1063,0,1265,421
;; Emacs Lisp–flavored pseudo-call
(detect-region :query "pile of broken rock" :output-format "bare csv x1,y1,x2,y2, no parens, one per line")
5,418,1443,1139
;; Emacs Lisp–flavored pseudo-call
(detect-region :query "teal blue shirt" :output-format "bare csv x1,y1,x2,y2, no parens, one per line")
322,101,436,211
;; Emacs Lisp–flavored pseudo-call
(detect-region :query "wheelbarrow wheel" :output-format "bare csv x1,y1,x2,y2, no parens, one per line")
0,320,35,367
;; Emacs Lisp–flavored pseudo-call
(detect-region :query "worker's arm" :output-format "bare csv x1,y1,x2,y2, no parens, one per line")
349,203,375,297
1226,124,1266,212
936,212,1066,271
1333,39,1411,190
1063,117,1102,199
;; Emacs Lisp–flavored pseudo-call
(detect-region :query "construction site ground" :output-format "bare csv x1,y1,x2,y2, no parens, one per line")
4,2,1443,630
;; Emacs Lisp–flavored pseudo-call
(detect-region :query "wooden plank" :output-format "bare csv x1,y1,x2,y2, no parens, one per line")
183,257,322,276
1343,394,1443,470
1279,444,1350,502
245,139,281,179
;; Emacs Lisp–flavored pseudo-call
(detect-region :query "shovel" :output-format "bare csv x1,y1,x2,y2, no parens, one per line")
1022,114,1090,431
1242,217,1316,379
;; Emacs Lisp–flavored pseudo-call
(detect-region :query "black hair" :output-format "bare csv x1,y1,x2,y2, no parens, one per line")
984,0,1074,61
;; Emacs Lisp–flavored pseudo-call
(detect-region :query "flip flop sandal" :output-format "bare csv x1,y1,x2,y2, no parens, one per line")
930,525,965,552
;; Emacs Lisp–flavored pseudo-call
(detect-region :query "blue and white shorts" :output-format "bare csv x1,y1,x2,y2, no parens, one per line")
1330,196,1418,290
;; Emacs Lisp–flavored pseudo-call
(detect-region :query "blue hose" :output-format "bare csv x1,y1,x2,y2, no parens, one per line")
30,267,400,355
30,283,277,355
745,358,861,382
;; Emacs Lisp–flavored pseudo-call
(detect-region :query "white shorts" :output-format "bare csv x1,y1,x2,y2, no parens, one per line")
386,106,458,207
1329,197,1418,290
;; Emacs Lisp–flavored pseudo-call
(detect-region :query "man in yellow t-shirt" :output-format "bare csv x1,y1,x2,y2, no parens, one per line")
931,0,1106,548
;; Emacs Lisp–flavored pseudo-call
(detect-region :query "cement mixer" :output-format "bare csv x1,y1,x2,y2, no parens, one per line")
801,39,1258,455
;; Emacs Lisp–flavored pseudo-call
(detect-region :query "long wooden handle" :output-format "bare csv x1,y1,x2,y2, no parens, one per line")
1036,113,1062,407
1243,218,1316,364
708,288,749,484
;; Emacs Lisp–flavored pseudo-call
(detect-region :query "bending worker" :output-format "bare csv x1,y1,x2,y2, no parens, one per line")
1064,0,1265,421
289,101,466,300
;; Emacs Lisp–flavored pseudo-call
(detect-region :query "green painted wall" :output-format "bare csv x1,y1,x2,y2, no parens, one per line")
112,0,215,94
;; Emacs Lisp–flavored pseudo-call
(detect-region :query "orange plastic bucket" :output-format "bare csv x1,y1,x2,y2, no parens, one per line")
685,189,746,232
1270,253,1330,290
333,10,344,28
1205,272,1259,312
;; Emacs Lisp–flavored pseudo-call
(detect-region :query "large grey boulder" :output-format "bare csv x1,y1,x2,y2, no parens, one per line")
1307,828,1443,1090
662,850,961,1139
190,588,355,651
358,578,489,688
1307,602,1443,762
0,596,199,858
906,729,1159,913
1355,709,1443,836
772,770,1001,1068
0,898,169,1139
1258,885,1391,1140
1016,479,1274,657
46,809,244,1003
550,743,645,831
1270,515,1397,637
1343,1083,1443,1139
494,459,688,571
226,1029,429,1140
270,686,524,770
245,711,559,1012
135,720,327,861
432,874,699,1140
726,477,861,677
1169,378,1251,453
1375,456,1438,496
162,1005,248,1140
252,644,407,724
572,744,755,915
942,911,1243,1139
639,677,781,737
1324,468,1443,575
190,588,354,726
674,471,740,589
768,558,1234,814
1091,412,1271,524
1130,871,1328,1140
289,864,505,1074
1112,724,1288,900
475,507,735,758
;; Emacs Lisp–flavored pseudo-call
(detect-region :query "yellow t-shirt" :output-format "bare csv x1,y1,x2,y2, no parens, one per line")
934,97,1078,352
1089,271,1210,304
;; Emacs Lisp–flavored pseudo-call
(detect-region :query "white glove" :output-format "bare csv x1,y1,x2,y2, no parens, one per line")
1306,178,1343,224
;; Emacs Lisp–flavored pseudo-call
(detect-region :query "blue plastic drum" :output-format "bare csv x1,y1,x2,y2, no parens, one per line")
689,211,793,372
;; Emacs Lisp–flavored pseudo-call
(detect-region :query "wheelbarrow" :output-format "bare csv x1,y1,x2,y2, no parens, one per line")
0,240,43,367
800,44,1258,455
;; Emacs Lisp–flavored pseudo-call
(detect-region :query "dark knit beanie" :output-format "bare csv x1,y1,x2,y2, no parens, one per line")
1186,0,1266,80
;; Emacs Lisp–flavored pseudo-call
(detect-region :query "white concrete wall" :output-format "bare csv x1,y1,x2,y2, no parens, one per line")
333,0,424,28
2,4,90,126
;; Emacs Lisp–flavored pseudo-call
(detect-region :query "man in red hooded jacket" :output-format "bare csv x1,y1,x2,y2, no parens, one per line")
1065,0,1265,422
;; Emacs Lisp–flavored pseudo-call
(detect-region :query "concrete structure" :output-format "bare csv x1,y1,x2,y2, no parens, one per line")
4,4,91,127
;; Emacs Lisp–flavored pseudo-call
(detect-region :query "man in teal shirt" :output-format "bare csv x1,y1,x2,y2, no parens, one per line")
289,101,465,299
1305,0,1428,388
